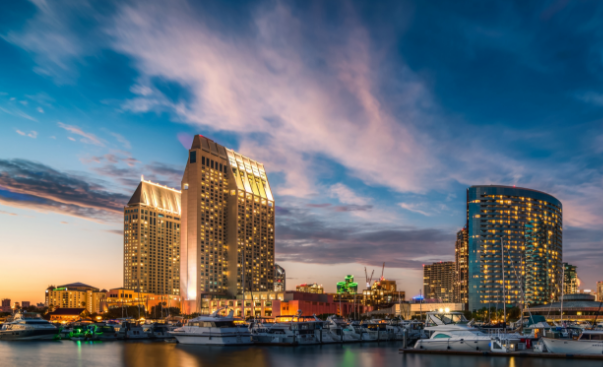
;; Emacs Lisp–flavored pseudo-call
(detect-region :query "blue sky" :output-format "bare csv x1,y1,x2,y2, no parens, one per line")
1,0,603,303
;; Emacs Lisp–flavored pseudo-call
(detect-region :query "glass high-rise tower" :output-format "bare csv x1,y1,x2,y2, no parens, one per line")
467,185,562,311
180,135,275,313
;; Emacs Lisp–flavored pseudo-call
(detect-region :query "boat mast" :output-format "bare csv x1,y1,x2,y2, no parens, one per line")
560,265,565,324
500,237,506,327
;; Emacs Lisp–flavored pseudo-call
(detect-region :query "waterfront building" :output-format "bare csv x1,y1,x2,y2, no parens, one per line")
526,294,603,321
598,281,603,302
1,299,10,313
467,185,563,311
409,301,465,318
102,288,180,313
454,228,468,306
424,262,455,303
563,263,578,295
363,279,404,309
180,135,275,313
125,179,181,295
45,283,107,314
274,264,286,292
296,283,324,294
203,291,370,318
48,308,86,322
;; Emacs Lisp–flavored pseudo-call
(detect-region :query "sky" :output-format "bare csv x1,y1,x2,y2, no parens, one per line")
1,0,603,304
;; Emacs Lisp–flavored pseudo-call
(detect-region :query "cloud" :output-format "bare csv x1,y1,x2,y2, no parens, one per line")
105,229,123,235
0,107,38,122
275,202,454,269
329,183,369,206
0,210,18,216
37,107,44,113
399,202,432,217
108,0,437,197
109,132,131,149
58,122,104,146
16,130,37,138
0,159,128,221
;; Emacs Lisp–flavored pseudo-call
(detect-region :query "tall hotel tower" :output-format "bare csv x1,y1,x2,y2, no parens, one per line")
124,180,181,295
180,135,275,313
467,185,562,311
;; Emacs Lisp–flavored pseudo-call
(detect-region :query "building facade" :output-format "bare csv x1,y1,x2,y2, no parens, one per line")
1,299,10,313
467,185,563,311
102,288,181,313
424,262,455,303
125,180,181,295
454,228,469,305
336,275,358,295
180,135,275,313
597,281,603,302
296,283,324,294
563,263,578,295
44,283,106,314
274,264,286,292
363,279,404,308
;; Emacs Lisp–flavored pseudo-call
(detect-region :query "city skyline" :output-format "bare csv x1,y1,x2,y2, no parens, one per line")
2,0,603,303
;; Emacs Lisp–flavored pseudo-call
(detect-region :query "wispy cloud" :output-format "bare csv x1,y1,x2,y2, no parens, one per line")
0,210,18,216
109,132,131,149
57,122,104,146
16,130,38,138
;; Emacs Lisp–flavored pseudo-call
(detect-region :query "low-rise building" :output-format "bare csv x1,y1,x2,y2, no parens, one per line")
102,288,181,313
45,283,107,314
48,308,87,322
295,283,324,294
1,299,11,313
274,264,286,292
527,294,603,321
21,301,31,309
409,302,465,317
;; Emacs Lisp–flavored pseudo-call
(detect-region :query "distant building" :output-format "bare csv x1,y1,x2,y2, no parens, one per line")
274,264,286,292
598,281,603,302
125,179,181,295
180,135,275,314
563,263,578,295
424,262,455,303
454,228,468,306
336,275,358,295
1,299,11,312
467,185,562,311
48,308,87,322
527,294,603,321
45,282,106,314
102,288,180,313
21,301,30,309
296,283,324,294
363,279,404,309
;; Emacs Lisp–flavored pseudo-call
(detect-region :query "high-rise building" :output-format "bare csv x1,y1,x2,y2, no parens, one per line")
563,263,578,295
597,281,603,302
454,228,468,306
363,279,404,308
180,135,275,313
1,299,10,313
21,301,30,309
125,179,181,295
424,262,455,303
337,275,358,295
467,185,562,311
274,264,286,292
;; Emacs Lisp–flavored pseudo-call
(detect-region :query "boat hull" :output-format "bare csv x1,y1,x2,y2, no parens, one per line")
542,337,603,355
0,329,59,341
252,334,319,345
173,333,253,345
414,339,491,351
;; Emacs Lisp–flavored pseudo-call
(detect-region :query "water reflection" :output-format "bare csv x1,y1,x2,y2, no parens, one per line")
2,341,603,367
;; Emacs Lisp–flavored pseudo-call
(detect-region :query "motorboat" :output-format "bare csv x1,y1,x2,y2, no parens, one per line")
147,323,175,340
414,312,492,351
0,311,59,341
80,324,119,341
350,321,379,341
389,320,426,341
324,316,361,342
250,311,322,345
170,308,252,345
365,319,395,341
542,330,603,355
115,321,149,340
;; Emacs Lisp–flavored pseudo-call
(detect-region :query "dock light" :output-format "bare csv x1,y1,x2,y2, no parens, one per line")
445,308,450,313
439,308,443,312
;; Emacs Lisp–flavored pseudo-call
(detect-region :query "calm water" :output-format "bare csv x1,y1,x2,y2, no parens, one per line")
1,341,602,367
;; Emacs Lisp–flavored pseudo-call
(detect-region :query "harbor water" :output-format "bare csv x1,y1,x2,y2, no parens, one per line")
2,341,603,367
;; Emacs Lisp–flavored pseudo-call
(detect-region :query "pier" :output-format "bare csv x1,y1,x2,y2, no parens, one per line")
399,348,603,360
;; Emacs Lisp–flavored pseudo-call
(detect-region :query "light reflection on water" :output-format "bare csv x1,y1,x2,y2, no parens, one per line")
1,341,603,367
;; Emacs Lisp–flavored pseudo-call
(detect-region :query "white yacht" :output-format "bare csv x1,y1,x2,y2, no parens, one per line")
250,312,322,345
542,330,603,355
0,312,59,341
414,312,492,351
350,321,379,341
390,320,426,341
170,308,252,345
115,321,149,340
324,316,361,342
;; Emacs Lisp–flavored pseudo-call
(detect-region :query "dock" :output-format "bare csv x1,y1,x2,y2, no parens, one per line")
399,348,603,360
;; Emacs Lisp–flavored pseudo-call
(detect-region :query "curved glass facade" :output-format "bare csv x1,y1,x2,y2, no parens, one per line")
467,186,562,311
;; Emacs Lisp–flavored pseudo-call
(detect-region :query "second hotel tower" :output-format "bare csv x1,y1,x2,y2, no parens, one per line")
180,135,276,313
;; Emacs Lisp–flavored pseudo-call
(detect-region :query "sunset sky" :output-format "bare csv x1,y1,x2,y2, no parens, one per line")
2,0,603,303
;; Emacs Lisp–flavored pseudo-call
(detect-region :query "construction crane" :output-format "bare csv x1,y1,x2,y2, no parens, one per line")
380,262,385,281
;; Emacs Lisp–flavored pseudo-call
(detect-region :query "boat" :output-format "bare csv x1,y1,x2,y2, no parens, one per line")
115,321,149,340
350,321,379,341
324,316,361,342
147,323,175,340
0,311,59,341
80,324,119,341
170,308,252,345
542,330,603,355
413,312,492,351
250,311,322,345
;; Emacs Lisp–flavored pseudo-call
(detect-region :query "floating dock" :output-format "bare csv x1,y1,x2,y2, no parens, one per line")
399,348,603,360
